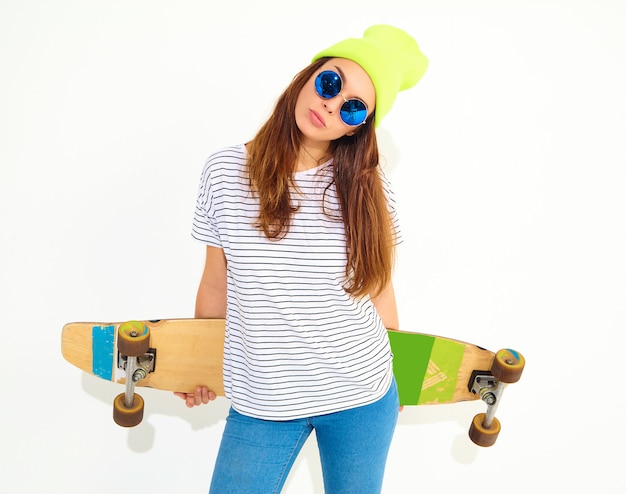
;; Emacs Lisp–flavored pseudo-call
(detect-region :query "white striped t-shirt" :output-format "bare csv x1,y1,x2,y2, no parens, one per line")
192,144,401,420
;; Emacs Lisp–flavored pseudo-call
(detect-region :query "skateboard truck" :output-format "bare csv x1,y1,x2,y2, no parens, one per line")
112,321,151,427
469,372,498,404
118,349,156,382
466,349,525,447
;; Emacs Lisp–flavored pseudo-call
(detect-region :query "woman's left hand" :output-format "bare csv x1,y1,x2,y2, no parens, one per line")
173,386,216,408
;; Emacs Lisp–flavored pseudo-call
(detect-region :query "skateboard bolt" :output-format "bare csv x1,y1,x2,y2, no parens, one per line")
132,369,147,382
130,331,138,337
481,392,496,406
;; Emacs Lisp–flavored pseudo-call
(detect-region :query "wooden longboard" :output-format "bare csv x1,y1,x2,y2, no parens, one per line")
387,329,494,406
62,319,226,396
61,318,495,406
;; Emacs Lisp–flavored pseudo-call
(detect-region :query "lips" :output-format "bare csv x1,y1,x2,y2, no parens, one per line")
309,109,326,128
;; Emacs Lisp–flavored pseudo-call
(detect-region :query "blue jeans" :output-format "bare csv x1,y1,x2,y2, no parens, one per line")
209,380,399,494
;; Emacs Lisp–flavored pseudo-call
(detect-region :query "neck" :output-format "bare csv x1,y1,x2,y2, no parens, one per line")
296,142,330,172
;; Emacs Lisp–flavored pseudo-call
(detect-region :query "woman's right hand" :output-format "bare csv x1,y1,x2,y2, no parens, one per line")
174,386,216,408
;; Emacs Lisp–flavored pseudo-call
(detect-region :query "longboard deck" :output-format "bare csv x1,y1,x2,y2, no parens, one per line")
61,319,494,406
387,330,493,405
62,319,226,396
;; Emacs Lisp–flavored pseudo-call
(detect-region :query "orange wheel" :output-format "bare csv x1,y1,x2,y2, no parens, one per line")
117,321,150,357
113,392,144,427
469,413,500,447
491,349,525,383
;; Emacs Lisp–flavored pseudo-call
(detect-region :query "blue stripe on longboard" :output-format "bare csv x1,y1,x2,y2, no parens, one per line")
92,325,115,380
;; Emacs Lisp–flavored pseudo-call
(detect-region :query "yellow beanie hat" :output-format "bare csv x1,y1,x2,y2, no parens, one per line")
313,24,428,126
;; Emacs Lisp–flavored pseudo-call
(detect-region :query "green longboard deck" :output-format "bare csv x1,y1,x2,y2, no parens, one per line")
388,331,467,406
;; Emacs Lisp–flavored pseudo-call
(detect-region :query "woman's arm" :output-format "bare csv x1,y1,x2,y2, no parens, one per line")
175,246,228,407
195,246,228,318
371,281,399,330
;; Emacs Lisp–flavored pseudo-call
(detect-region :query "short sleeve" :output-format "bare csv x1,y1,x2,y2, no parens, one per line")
191,157,222,248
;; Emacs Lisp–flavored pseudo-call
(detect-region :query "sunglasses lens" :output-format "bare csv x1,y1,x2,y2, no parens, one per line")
315,71,342,99
340,100,368,126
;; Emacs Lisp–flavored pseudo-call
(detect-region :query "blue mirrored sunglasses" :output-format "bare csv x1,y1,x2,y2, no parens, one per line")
314,70,369,127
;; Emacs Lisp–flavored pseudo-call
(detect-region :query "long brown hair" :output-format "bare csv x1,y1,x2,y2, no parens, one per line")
247,58,395,298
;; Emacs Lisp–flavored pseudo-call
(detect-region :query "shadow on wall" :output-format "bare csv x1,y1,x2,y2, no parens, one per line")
80,370,487,463
78,372,327,492
397,401,486,464
79,372,229,453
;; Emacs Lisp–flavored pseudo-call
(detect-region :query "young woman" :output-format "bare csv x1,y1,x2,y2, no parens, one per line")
177,24,428,493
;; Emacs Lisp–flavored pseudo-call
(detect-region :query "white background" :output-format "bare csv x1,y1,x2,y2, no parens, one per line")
1,0,624,492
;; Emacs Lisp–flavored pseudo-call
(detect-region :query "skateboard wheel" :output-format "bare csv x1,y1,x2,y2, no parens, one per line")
468,413,500,447
113,392,144,427
491,349,525,383
117,321,150,357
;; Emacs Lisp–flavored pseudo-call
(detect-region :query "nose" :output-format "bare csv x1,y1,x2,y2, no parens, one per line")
322,95,343,114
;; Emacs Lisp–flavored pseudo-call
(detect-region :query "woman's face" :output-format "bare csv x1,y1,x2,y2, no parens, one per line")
295,58,376,145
